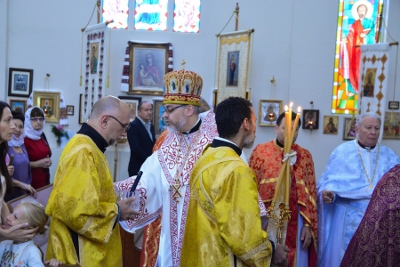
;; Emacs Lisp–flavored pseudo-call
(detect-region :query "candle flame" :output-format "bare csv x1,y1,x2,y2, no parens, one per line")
297,106,301,113
285,105,288,112
289,102,293,108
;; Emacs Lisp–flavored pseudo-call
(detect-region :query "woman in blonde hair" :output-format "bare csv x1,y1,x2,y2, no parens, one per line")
0,201,61,267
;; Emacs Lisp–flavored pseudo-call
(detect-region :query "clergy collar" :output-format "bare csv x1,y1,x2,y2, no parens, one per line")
211,137,242,157
275,138,284,148
181,118,201,135
357,139,376,151
78,123,109,153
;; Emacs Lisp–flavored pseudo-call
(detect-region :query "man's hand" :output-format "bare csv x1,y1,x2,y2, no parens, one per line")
301,225,312,249
272,243,290,266
322,190,335,204
117,197,140,221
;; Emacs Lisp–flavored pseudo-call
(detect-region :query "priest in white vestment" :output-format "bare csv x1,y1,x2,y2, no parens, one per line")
114,67,219,267
317,112,400,267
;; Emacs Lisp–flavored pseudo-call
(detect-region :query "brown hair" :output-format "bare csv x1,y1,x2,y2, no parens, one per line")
30,107,44,118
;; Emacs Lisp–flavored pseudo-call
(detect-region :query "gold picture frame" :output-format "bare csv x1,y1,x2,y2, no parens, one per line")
259,100,283,127
343,117,357,140
118,96,142,122
32,91,60,123
9,99,27,114
383,111,400,139
128,42,170,96
322,115,339,135
215,30,254,105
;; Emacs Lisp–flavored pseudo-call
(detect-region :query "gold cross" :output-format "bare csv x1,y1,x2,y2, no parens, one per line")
181,59,186,71
171,183,183,202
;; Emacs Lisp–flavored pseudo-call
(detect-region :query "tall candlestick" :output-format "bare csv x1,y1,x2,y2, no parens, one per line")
285,164,290,204
284,105,289,145
285,106,291,153
273,170,284,203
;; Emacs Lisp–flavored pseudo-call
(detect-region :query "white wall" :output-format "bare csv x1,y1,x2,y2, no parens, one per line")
1,0,400,181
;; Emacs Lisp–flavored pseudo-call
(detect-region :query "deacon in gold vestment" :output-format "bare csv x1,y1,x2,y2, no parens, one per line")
181,97,289,267
46,96,138,266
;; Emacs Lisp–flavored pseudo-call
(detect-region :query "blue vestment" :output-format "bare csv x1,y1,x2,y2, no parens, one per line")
317,140,400,267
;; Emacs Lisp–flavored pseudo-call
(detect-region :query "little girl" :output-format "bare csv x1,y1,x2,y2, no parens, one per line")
0,201,61,267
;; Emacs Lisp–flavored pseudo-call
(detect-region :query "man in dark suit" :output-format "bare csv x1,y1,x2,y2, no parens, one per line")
127,101,155,176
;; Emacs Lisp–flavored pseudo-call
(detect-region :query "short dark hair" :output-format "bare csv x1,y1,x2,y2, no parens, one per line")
30,107,44,118
12,111,25,123
138,101,152,111
276,111,301,128
215,97,252,139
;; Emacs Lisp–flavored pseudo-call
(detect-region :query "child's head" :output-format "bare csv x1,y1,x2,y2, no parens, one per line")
6,202,48,235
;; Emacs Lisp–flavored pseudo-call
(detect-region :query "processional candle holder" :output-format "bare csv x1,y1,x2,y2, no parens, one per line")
266,102,300,244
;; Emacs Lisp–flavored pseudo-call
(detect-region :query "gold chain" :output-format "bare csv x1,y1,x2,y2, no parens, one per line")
356,140,381,188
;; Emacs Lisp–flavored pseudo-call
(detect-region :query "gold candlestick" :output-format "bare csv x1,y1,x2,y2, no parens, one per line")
267,102,300,244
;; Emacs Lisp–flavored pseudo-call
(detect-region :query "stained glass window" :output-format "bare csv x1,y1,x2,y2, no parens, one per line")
134,0,168,31
173,0,201,33
102,0,130,29
331,0,383,114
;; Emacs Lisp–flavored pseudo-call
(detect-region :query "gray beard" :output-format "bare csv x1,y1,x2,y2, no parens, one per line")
108,138,116,146
167,116,187,133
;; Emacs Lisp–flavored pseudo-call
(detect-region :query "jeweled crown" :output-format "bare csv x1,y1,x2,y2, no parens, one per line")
162,62,203,106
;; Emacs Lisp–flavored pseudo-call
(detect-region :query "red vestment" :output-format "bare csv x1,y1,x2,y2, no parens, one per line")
249,140,318,267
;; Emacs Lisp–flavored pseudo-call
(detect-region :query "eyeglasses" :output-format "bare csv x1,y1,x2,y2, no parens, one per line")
30,117,44,122
108,115,130,131
163,105,186,114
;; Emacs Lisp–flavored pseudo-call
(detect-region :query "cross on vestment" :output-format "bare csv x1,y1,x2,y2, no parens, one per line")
171,183,183,202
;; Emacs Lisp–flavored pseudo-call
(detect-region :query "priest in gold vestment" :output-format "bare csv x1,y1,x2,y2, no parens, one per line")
249,111,318,267
181,97,289,267
46,96,138,266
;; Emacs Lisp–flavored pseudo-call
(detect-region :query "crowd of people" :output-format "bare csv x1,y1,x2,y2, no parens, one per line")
0,66,399,266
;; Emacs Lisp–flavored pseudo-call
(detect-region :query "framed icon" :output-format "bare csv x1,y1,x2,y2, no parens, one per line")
8,68,33,97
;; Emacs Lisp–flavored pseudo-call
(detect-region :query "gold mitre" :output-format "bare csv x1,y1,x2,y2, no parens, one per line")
162,60,203,107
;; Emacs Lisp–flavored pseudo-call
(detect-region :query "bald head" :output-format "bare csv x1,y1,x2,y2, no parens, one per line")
90,96,127,119
88,96,131,146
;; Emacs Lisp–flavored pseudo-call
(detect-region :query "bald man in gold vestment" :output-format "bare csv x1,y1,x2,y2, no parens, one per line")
46,96,138,266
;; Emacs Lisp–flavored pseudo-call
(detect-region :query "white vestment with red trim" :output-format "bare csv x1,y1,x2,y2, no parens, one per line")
114,111,218,267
